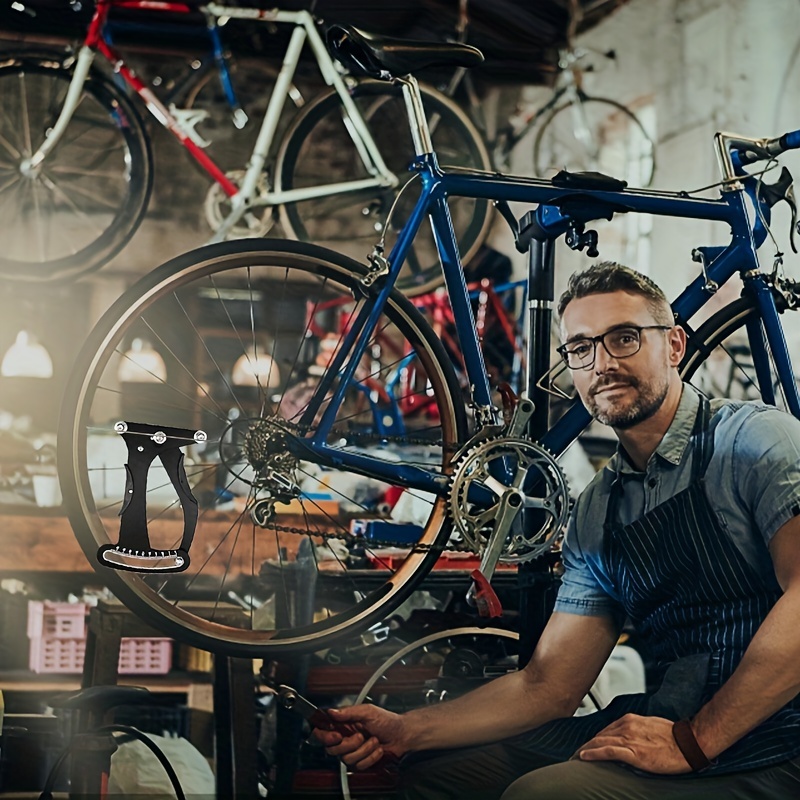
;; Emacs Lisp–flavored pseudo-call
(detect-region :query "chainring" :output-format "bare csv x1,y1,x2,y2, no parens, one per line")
448,436,571,563
204,169,275,237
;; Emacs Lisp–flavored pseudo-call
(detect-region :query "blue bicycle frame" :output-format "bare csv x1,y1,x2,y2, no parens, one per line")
295,81,800,499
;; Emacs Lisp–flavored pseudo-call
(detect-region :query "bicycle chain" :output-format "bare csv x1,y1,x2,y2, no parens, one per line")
250,419,471,550
262,518,474,552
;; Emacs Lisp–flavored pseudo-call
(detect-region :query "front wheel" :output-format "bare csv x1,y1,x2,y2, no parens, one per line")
680,291,800,410
276,80,493,296
533,95,655,188
58,239,467,656
0,54,153,281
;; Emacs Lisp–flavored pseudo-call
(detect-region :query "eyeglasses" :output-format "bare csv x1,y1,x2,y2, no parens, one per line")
557,325,672,370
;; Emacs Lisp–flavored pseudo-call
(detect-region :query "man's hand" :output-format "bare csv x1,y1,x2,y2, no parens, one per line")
312,704,408,771
575,714,693,774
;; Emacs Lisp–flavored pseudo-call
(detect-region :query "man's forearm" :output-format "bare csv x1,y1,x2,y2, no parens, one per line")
400,666,573,752
692,586,800,759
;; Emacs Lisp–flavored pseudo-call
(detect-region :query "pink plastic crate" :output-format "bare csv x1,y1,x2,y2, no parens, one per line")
29,635,85,674
27,601,87,639
28,634,172,675
118,637,173,675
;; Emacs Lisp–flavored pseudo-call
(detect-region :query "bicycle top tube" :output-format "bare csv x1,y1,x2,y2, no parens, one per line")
325,24,800,268
84,1,315,45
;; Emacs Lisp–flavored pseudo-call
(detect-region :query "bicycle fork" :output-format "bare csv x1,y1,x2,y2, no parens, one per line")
21,46,97,173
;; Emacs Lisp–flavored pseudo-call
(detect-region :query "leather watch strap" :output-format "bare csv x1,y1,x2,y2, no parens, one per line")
672,719,712,771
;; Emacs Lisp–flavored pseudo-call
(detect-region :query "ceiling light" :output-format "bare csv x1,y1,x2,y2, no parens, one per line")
1,331,53,378
117,338,167,383
232,346,281,387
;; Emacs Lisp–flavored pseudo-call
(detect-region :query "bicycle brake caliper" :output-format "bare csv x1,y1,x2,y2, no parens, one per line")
97,421,206,573
360,245,390,290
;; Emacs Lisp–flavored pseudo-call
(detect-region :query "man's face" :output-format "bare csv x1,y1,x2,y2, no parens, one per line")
560,291,682,429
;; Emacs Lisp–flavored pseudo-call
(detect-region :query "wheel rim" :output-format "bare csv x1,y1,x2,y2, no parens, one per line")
339,627,519,800
680,294,800,411
59,242,465,655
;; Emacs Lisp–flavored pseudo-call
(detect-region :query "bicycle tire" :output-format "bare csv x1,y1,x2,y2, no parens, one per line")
339,626,519,800
58,238,468,656
0,53,153,282
275,79,493,297
679,293,800,409
533,94,655,188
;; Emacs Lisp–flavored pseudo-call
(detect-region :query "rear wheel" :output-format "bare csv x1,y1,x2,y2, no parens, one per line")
276,80,493,296
0,54,152,281
58,239,467,656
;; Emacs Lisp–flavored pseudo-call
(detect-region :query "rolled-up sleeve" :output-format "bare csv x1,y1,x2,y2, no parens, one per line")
554,513,625,626
729,406,800,545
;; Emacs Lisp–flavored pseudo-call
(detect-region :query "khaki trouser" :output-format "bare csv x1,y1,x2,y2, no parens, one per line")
398,737,800,800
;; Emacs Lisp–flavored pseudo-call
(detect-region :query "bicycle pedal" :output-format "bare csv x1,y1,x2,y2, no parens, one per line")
97,544,189,573
468,569,503,618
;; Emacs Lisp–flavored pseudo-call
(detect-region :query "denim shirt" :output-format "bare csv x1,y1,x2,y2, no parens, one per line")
555,383,800,623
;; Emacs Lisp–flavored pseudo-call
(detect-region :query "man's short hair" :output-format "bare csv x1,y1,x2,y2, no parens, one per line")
557,261,674,326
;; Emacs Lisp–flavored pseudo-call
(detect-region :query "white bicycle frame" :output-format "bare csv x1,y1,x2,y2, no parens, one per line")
20,5,399,239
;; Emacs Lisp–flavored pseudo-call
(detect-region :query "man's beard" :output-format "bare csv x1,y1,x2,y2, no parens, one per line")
586,374,669,430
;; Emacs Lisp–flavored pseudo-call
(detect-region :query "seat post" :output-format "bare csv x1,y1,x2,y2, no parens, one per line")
397,75,433,156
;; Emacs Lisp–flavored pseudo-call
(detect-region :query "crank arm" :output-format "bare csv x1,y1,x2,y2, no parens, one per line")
506,397,535,438
466,488,523,615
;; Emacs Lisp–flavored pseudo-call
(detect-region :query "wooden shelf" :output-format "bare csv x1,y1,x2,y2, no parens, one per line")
0,668,214,709
0,515,90,573
0,511,328,573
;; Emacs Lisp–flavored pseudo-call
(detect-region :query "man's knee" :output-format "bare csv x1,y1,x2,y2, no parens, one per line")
500,761,618,800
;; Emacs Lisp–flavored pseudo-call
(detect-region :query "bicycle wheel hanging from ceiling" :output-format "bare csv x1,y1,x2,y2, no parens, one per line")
58,239,469,657
533,95,655,188
276,79,494,297
0,54,153,282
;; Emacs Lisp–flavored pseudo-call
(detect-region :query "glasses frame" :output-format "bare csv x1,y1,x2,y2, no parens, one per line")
557,324,672,371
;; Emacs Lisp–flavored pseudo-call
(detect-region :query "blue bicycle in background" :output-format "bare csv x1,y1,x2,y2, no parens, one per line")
58,25,800,657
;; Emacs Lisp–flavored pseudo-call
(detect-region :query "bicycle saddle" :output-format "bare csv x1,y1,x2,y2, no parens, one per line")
326,24,484,80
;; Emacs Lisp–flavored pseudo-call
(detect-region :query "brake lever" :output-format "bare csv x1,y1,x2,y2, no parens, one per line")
757,166,798,253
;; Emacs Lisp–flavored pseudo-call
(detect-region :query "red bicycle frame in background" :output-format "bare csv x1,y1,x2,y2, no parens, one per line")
82,0,238,196
302,277,526,425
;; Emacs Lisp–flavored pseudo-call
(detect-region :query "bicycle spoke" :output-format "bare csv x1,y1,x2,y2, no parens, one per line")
62,243,463,655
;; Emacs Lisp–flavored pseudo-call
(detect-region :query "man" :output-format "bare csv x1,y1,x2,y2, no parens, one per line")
314,262,800,799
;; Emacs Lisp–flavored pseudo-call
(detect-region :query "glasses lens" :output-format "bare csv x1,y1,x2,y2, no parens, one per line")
605,327,641,357
564,340,595,368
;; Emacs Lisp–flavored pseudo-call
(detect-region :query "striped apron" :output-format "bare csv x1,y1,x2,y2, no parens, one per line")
517,396,800,773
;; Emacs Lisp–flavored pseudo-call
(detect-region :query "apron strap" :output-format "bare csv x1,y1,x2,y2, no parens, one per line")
691,393,714,481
